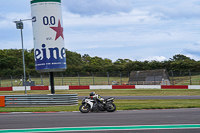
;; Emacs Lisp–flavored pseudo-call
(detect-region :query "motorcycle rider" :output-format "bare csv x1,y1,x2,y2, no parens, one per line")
89,92,105,104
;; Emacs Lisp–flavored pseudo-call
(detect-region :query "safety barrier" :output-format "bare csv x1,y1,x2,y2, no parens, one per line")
69,86,89,90
90,85,112,89
135,85,160,89
112,85,135,89
31,86,49,90
0,94,78,107
161,85,188,89
188,85,200,89
0,87,12,91
0,96,5,107
0,85,200,91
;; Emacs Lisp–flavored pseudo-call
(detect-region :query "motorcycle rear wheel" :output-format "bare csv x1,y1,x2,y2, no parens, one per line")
79,104,90,113
106,103,116,112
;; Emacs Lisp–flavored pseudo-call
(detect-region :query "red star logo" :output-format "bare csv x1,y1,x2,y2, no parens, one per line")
50,19,64,40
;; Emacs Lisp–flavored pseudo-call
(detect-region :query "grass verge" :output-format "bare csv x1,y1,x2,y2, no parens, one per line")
1,89,200,112
0,99,200,112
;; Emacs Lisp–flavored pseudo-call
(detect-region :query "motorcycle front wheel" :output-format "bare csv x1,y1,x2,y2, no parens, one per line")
106,103,116,112
79,104,90,113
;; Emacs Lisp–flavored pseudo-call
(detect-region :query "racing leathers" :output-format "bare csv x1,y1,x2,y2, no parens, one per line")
91,94,105,104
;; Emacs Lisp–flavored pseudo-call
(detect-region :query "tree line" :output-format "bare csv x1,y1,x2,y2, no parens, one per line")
0,49,200,77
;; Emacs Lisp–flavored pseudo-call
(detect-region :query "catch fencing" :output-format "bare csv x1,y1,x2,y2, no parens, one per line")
1,71,200,87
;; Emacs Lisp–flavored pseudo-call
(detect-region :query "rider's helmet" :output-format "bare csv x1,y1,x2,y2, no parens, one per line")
90,92,95,96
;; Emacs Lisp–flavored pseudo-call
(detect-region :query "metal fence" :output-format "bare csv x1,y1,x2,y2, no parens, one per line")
3,94,78,107
1,71,200,87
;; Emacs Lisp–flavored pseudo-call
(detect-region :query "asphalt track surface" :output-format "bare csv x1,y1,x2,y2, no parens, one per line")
0,108,200,133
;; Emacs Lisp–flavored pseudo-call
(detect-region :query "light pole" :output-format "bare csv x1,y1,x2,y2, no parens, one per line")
10,75,13,87
14,20,27,94
119,71,122,85
170,70,174,85
106,72,109,85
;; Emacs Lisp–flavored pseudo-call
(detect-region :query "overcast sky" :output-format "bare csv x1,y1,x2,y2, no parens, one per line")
1,0,200,62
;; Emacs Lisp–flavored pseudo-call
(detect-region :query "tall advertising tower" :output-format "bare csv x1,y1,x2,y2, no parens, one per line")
31,0,66,73
31,0,66,94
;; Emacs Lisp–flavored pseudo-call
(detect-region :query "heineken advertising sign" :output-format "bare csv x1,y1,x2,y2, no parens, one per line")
31,0,66,73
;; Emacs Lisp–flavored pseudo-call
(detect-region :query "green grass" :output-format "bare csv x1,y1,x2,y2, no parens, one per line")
1,99,200,112
1,89,200,112
0,105,79,112
170,75,200,85
116,99,200,110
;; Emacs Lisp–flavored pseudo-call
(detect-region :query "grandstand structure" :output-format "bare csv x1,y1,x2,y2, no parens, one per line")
129,69,170,85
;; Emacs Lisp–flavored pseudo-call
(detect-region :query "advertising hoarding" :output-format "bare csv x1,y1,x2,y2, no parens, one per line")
31,0,66,73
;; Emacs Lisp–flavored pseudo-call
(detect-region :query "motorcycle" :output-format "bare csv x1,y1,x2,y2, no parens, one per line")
79,96,116,113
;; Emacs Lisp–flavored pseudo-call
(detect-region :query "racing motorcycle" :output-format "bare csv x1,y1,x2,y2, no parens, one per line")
79,97,116,113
